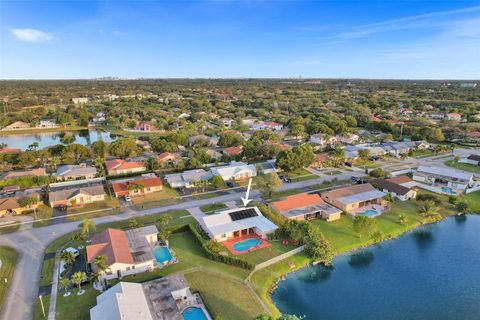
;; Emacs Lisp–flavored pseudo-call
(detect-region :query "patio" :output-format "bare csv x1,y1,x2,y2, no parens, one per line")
222,234,271,255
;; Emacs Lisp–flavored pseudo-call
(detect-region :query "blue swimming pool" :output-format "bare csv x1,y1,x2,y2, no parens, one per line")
441,187,456,195
182,307,208,320
359,209,379,217
153,246,173,263
232,238,262,252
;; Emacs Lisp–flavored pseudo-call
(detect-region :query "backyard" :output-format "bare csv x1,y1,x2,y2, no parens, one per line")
445,160,480,173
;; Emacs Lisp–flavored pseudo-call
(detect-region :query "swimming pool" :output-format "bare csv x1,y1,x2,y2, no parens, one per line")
441,187,456,195
182,307,208,320
359,209,379,217
153,246,173,263
232,238,262,252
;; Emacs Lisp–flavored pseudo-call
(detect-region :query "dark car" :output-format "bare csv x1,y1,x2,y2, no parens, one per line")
226,181,235,188
344,162,353,167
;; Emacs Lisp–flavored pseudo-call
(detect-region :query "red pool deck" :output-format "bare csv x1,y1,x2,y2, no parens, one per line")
222,234,271,255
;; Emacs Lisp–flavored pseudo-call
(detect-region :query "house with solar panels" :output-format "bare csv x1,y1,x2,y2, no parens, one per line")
201,207,277,242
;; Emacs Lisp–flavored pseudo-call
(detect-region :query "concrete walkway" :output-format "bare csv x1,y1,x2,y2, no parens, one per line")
47,252,60,320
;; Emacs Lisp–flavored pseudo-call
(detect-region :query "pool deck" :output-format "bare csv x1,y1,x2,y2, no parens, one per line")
222,234,270,255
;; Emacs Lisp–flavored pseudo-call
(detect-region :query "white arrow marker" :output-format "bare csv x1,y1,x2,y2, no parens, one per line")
241,178,253,207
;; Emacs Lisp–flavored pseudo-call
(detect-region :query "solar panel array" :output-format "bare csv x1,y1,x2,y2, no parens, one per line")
229,208,258,221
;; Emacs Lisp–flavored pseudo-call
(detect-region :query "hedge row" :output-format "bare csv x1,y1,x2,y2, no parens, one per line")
170,223,255,270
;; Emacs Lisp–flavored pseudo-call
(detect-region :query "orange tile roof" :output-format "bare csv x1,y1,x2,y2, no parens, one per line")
271,193,325,212
386,176,412,184
112,177,163,194
157,152,181,162
223,146,243,155
86,228,134,265
106,159,145,172
0,148,21,154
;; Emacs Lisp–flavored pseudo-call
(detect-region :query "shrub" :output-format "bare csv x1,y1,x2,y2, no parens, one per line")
368,168,389,178
416,193,441,205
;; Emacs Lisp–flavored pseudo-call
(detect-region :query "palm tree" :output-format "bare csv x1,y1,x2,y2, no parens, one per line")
71,272,87,295
81,218,96,237
59,277,71,297
93,255,108,289
397,214,407,225
418,200,437,217
19,196,39,219
93,157,106,176
59,251,76,266
127,182,145,195
48,156,61,170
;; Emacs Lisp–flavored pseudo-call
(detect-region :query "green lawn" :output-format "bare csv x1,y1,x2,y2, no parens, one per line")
284,169,318,182
34,294,50,320
67,196,121,216
39,257,56,286
200,202,228,213
323,170,342,176
445,160,480,173
185,270,265,320
0,246,17,312
465,190,480,213
250,190,458,317
33,205,53,228
261,188,304,201
55,286,100,320
238,238,296,265
353,159,382,169
132,186,181,209
0,221,21,234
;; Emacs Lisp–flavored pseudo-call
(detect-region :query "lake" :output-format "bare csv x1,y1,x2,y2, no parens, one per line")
0,130,116,150
272,215,480,320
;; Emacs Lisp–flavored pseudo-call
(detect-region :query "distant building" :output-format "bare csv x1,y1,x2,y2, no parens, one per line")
164,169,213,189
309,134,337,149
111,176,163,198
222,146,243,156
157,152,182,165
72,97,89,104
2,121,30,130
211,161,257,181
0,168,46,180
134,122,155,132
106,159,146,176
447,113,461,121
55,164,97,181
36,119,58,129
413,166,473,190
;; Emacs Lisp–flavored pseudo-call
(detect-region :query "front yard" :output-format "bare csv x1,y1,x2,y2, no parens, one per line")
0,246,17,312
199,202,228,213
132,186,181,209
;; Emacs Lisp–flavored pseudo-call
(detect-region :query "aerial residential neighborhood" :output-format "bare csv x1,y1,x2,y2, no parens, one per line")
1,1,480,320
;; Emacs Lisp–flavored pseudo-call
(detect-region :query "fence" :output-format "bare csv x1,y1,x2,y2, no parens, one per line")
252,245,305,272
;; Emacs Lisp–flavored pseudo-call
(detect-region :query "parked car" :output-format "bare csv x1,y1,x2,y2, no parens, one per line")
124,196,132,202
63,247,79,258
344,162,353,167
57,204,67,211
226,181,235,188
351,176,360,182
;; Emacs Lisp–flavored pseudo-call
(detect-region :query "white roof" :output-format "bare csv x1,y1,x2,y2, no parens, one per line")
202,207,277,237
211,162,257,179
417,166,472,181
336,190,386,205
90,282,153,320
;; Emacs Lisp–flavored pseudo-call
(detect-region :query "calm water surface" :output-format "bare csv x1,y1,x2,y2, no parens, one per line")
0,130,115,150
272,215,480,320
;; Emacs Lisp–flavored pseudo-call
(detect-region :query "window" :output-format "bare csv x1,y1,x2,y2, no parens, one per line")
132,265,135,269
126,267,130,271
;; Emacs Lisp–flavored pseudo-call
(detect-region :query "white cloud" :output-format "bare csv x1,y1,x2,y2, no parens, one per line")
11,28,55,43
112,30,121,36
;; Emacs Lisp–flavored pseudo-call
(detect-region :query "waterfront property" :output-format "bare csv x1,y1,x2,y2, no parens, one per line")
321,183,389,216
210,161,257,181
106,159,146,176
90,274,212,320
86,226,159,280
111,175,163,198
413,165,473,190
54,163,98,181
164,169,213,189
270,193,342,222
202,207,277,242
371,177,417,201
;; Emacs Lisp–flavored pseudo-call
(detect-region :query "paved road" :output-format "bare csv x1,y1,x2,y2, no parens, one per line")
0,172,356,320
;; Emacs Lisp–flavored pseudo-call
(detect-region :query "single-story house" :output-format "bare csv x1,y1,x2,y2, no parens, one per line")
222,146,243,156
134,122,155,131
321,183,389,215
311,154,331,168
2,121,30,130
90,274,204,320
86,226,158,280
202,207,277,242
336,134,359,145
49,185,105,207
164,169,213,189
459,154,480,166
447,113,461,121
309,134,337,149
271,193,342,222
0,190,41,217
112,176,163,198
36,119,58,128
0,168,46,180
258,160,278,174
54,164,97,181
371,177,417,201
0,147,21,154
157,152,182,165
205,149,222,160
413,166,473,190
106,159,146,176
211,162,257,181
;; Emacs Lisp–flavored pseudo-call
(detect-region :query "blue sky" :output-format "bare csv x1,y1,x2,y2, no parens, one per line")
1,1,480,79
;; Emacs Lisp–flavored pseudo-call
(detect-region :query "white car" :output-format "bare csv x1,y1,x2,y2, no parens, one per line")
63,247,79,258
124,196,132,202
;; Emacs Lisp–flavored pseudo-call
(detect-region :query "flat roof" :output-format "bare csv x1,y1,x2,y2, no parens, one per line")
336,190,386,205
282,202,342,219
417,166,472,181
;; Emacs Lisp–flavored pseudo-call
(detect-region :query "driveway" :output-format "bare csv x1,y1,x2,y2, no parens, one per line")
51,207,68,225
